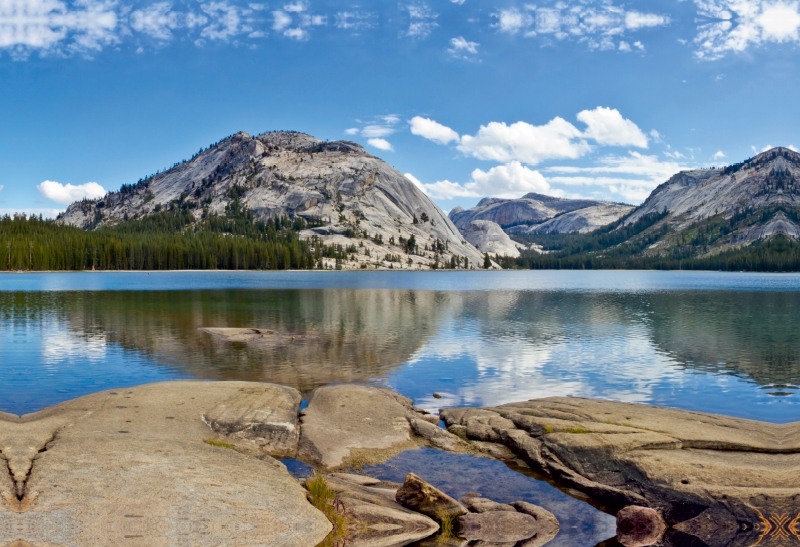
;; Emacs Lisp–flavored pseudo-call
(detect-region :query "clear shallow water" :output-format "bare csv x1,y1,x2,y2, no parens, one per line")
1,271,798,422
2,270,798,545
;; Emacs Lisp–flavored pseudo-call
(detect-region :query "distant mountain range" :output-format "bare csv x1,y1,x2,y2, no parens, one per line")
501,147,800,270
59,131,486,269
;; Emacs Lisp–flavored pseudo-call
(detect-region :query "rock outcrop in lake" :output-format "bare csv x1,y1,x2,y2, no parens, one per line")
441,396,800,546
58,131,485,269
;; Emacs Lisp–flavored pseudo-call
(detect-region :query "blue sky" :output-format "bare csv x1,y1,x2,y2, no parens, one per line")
1,0,800,217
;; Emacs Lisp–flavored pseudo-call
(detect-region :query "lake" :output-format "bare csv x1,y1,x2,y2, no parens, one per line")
1,270,799,545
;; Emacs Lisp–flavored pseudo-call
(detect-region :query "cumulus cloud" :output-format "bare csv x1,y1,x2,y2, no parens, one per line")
712,150,726,160
346,115,401,141
404,173,428,194
577,107,649,148
200,2,244,41
545,152,684,202
412,108,648,166
458,118,590,165
405,4,438,37
367,138,393,151
130,3,184,40
411,162,551,200
37,180,106,204
409,116,460,145
694,0,800,59
492,2,669,49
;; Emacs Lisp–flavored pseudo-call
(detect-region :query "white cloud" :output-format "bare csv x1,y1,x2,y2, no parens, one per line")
712,150,726,159
448,35,478,58
367,138,393,151
545,152,684,202
577,107,649,148
200,2,242,41
0,185,3,193
362,125,395,138
344,127,359,135
451,0,466,4
404,173,428,194
458,118,590,165
618,40,632,52
334,11,376,30
405,4,438,37
492,3,669,49
273,10,293,30
494,8,534,34
273,3,325,40
412,161,551,200
694,0,800,59
130,3,183,41
38,180,106,204
0,0,119,57
409,116,460,145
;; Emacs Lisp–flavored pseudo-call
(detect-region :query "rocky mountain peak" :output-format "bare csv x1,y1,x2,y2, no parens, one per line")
58,131,487,269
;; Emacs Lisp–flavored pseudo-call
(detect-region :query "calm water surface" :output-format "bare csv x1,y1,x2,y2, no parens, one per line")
2,270,799,545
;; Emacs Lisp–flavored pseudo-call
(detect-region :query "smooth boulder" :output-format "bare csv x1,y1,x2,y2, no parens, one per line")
297,384,419,469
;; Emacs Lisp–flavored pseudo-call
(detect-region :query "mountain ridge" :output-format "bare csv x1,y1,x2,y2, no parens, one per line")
59,131,488,270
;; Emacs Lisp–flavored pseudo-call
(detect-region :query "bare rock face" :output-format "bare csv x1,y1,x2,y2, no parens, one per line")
460,220,521,258
58,131,485,269
625,147,800,247
507,203,634,235
441,396,800,546
203,382,302,457
0,381,331,546
395,473,468,520
616,506,667,547
449,193,617,231
408,417,470,452
297,384,418,469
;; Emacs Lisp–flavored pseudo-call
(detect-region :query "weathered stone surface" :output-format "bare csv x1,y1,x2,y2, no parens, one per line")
616,506,667,547
328,473,382,486
409,417,469,452
455,511,540,543
297,384,418,469
203,382,302,457
460,497,516,513
0,381,331,546
395,473,468,520
319,474,440,546
509,501,560,538
441,396,800,545
460,220,521,258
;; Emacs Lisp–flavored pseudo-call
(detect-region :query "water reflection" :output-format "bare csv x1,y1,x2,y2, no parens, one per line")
0,289,798,422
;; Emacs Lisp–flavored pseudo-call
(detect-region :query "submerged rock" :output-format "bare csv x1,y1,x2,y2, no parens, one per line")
455,511,541,543
616,506,667,547
395,473,468,520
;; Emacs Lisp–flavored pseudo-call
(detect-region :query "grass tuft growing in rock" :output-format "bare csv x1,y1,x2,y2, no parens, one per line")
563,427,591,434
204,438,233,449
306,475,348,547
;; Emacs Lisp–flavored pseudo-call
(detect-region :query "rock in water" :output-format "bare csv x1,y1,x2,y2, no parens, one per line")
616,506,667,547
408,417,469,452
297,384,418,469
455,511,540,543
509,501,560,538
59,131,485,269
203,383,302,457
395,473,468,520
316,474,440,546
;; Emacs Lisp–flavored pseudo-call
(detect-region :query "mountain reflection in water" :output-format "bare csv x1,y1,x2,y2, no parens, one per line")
0,288,797,421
